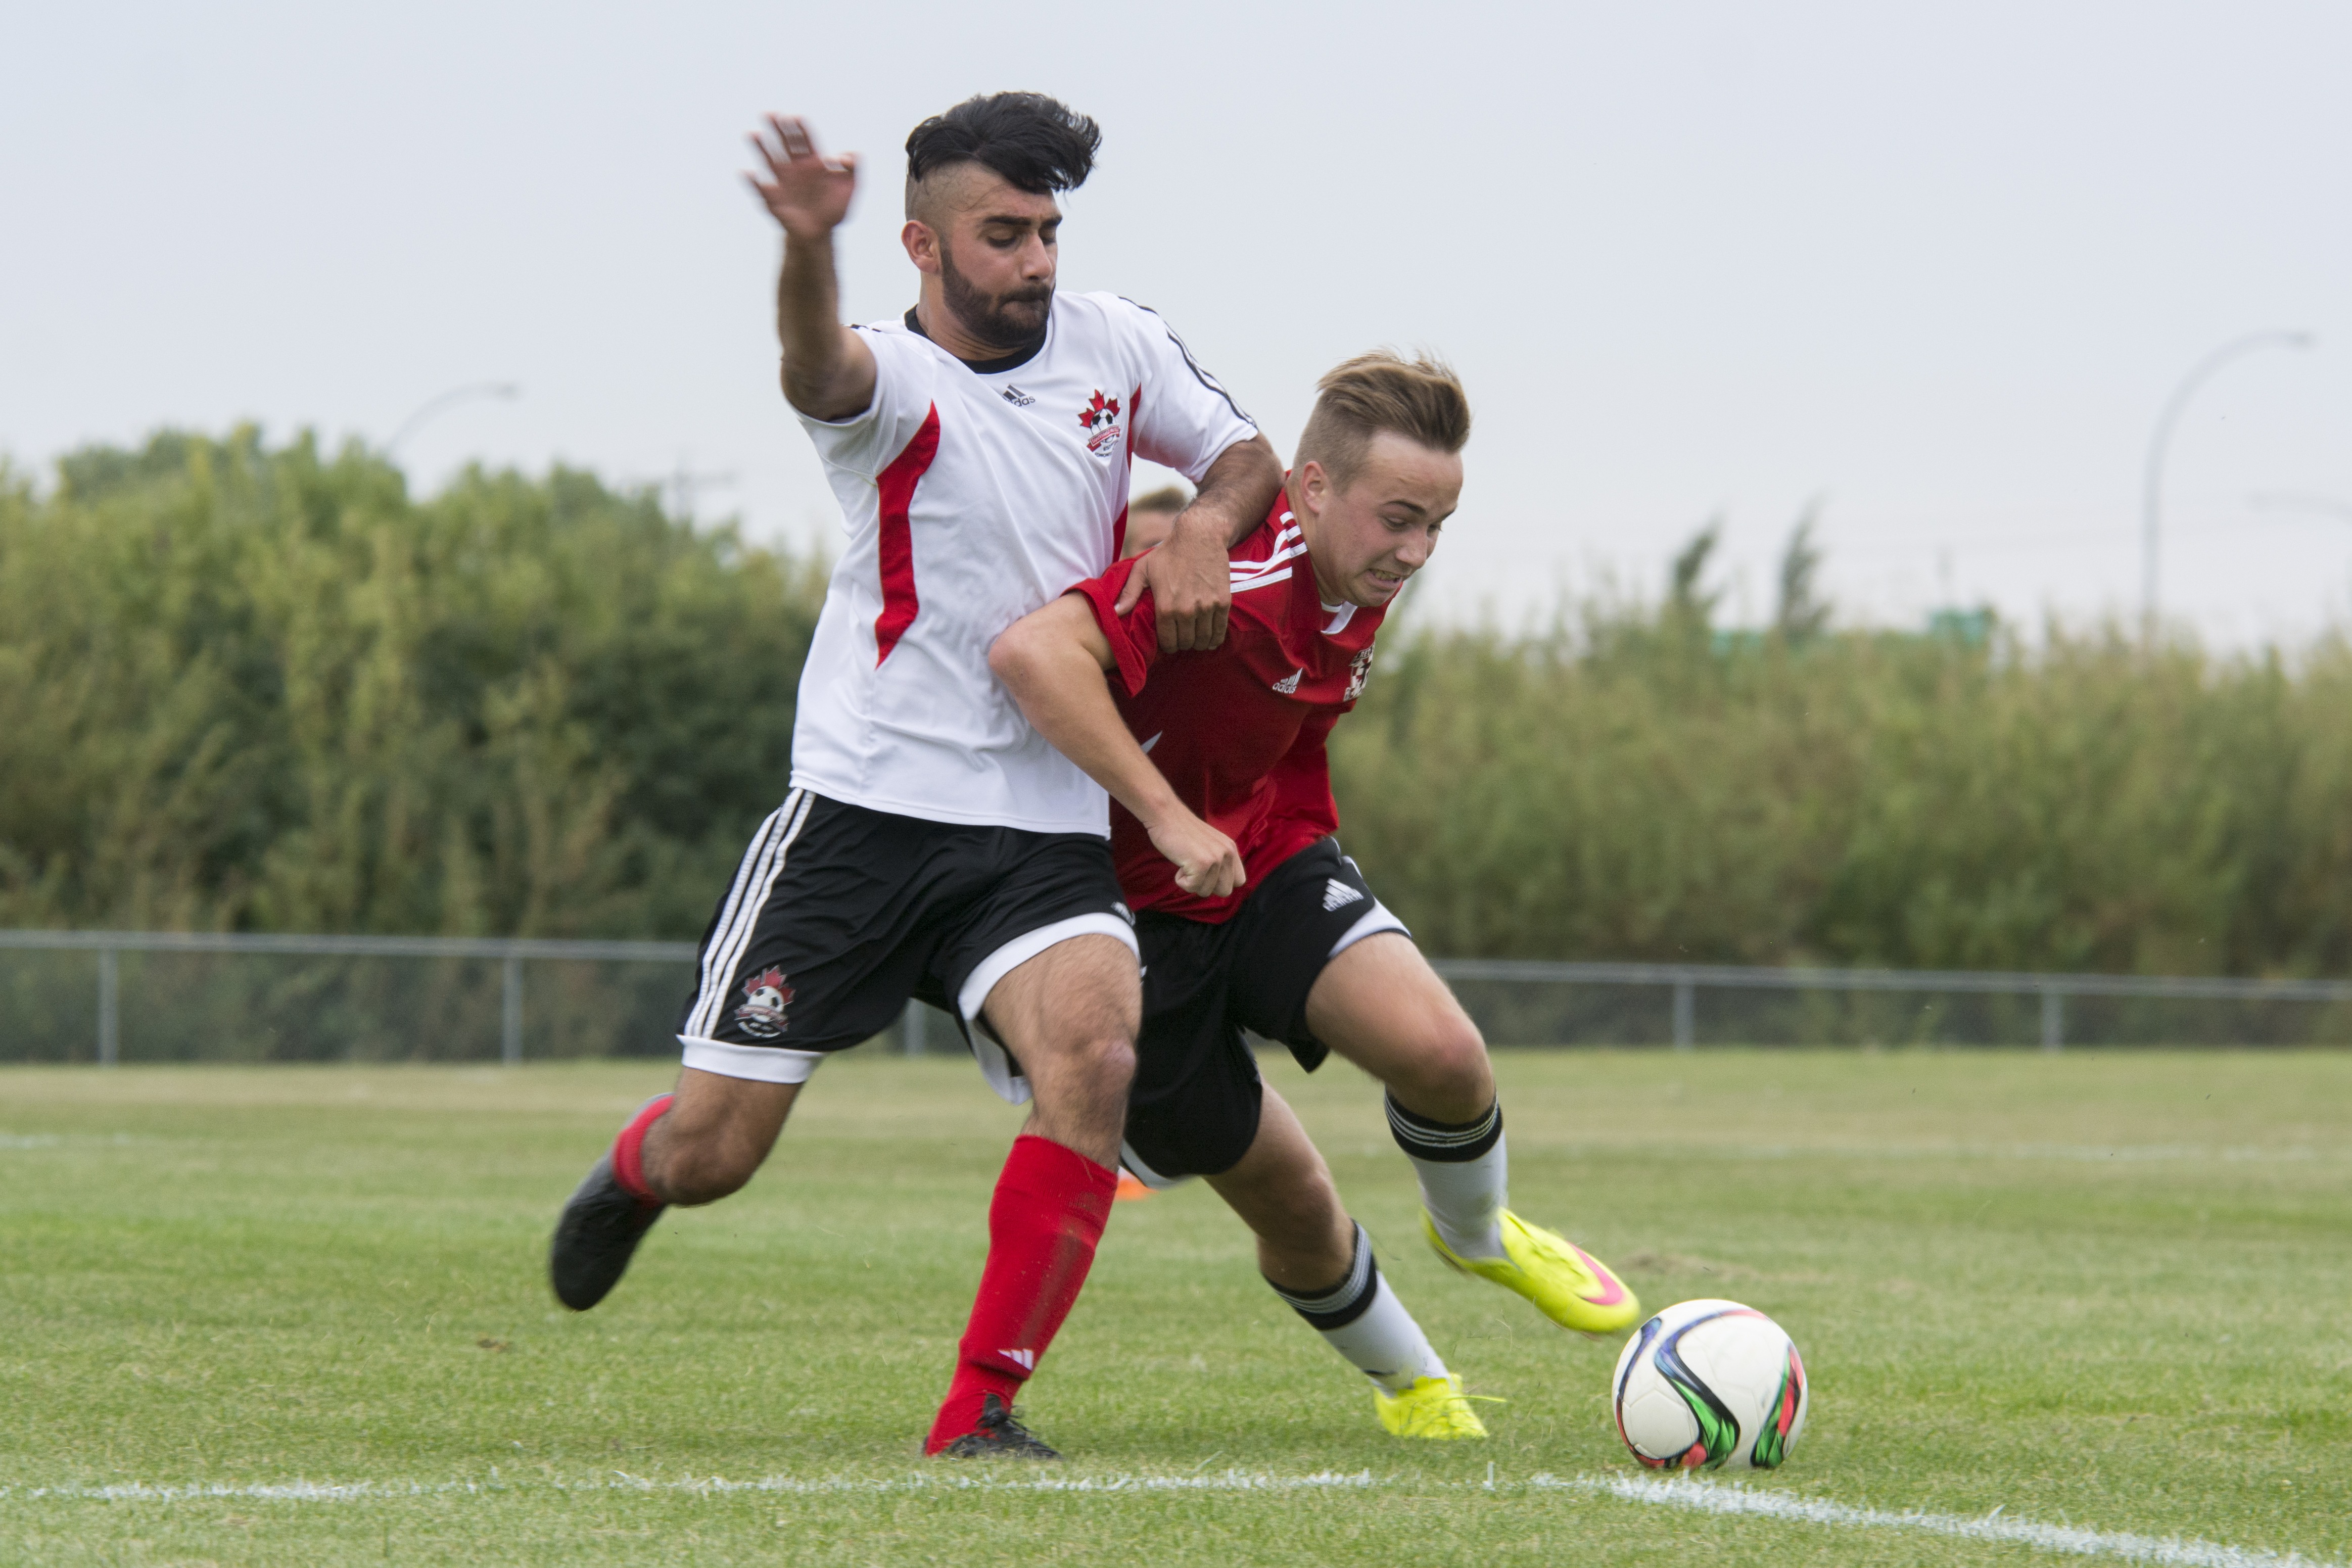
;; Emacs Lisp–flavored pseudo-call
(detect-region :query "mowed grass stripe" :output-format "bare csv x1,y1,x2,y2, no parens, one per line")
1,1053,2345,1567
5,1469,2336,1567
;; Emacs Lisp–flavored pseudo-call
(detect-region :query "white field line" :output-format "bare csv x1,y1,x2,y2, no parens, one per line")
1534,1474,2337,1568
2,1469,2334,1565
1708,1144,2334,1165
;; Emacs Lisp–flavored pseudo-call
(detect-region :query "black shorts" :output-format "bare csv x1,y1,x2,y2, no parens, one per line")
1119,837,1409,1186
677,789,1135,1098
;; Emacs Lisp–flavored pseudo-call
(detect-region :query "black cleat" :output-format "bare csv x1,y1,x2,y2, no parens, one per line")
935,1395,1061,1460
549,1152,666,1310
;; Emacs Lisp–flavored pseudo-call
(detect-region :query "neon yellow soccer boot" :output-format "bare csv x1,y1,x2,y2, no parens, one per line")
1423,1209,1641,1337
1373,1374,1489,1439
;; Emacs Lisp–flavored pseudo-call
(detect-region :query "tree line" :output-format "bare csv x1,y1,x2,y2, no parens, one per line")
6,430,2348,978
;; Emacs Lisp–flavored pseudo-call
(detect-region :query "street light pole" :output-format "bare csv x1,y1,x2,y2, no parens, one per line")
2141,331,2313,643
388,381,521,463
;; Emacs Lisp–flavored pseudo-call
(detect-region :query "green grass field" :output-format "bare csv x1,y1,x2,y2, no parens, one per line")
2,1049,2346,1565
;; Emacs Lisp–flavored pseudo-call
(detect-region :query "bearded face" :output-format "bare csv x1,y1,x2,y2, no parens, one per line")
939,237,1053,353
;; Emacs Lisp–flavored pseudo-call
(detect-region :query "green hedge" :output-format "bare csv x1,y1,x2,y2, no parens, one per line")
1331,607,2352,975
6,430,2348,981
0,430,822,939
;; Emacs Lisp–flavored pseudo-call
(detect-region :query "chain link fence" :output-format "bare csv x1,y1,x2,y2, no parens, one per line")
4,930,2350,1064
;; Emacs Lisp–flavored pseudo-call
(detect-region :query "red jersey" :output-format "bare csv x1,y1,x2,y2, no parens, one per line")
1069,495,1385,923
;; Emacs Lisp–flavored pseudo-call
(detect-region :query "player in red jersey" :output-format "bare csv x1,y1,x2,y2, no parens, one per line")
989,353,1641,1437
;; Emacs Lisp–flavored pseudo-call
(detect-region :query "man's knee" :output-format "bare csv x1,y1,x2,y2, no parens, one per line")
1074,1030,1138,1090
1389,1015,1492,1111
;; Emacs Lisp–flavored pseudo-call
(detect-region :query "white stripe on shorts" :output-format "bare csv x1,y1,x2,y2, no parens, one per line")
684,790,815,1039
957,912,1141,1108
1330,899,1408,960
678,1036,827,1084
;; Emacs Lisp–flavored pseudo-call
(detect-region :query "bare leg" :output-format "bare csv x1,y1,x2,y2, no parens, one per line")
1204,1087,1353,1291
639,1067,803,1206
978,933,1139,1166
1207,1084,1453,1398
925,932,1139,1452
1307,932,1507,1260
1303,934,1491,1122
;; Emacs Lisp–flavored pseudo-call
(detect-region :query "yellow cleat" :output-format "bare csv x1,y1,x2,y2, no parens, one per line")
1374,1374,1490,1440
1423,1209,1642,1337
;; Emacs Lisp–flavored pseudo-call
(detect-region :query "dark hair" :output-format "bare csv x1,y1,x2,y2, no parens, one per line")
1297,351,1472,488
905,92,1101,196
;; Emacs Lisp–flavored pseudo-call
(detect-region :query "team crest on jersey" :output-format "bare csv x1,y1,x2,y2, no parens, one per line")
1345,647,1375,701
734,967,794,1038
1077,390,1124,459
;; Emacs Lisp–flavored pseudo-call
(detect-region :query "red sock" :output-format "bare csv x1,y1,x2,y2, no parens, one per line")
610,1094,674,1205
924,1134,1116,1453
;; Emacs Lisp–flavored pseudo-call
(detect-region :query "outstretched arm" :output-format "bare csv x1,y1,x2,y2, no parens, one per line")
1115,434,1283,652
745,115,876,421
990,596,1247,898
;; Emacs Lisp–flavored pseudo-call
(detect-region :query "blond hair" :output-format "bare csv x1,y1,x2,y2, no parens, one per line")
1295,351,1471,488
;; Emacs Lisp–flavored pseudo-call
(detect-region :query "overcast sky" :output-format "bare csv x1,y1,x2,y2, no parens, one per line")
6,2,2349,644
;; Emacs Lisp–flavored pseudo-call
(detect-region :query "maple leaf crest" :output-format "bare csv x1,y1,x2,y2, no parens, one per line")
1078,390,1120,431
743,967,794,1006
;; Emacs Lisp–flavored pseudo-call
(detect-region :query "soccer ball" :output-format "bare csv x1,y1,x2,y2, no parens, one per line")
1610,1298,1808,1470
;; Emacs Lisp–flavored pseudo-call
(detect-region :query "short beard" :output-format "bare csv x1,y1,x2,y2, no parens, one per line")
939,242,1052,354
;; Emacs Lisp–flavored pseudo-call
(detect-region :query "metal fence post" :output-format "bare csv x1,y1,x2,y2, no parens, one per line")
1672,979,1696,1051
97,947,120,1067
2040,989,2063,1053
903,1002,927,1057
500,955,524,1065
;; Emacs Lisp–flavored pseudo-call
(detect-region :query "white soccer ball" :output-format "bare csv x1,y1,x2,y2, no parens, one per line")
1610,1298,1808,1470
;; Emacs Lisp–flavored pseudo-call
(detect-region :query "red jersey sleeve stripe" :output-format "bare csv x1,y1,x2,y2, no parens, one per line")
872,404,943,667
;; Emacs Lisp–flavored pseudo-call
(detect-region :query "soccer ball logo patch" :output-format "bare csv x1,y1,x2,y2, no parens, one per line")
1077,390,1124,459
734,967,794,1039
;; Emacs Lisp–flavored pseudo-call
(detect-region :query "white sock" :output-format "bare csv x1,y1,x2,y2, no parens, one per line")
1387,1095,1508,1260
1267,1223,1447,1393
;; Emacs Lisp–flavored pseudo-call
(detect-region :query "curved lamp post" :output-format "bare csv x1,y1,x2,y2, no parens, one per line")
387,381,521,462
2141,332,2313,641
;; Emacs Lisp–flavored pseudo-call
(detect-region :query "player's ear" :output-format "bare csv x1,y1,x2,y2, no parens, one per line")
1297,460,1330,515
902,220,942,275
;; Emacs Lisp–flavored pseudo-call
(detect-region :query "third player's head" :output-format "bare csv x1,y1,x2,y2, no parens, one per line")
1291,353,1471,609
902,92,1101,354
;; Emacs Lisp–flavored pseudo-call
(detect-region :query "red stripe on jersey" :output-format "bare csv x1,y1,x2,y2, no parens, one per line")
873,404,942,666
1111,384,1141,558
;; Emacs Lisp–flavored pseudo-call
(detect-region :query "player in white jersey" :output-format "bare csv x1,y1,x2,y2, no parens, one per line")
547,93,1283,1459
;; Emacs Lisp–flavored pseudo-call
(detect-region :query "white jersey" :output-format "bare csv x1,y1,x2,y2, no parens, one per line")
790,291,1257,834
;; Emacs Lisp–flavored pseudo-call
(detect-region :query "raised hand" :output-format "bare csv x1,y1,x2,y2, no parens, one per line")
745,115,858,242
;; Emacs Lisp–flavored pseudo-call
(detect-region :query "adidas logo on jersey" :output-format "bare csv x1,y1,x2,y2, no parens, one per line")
1322,879,1366,912
1272,668,1303,694
1000,385,1036,407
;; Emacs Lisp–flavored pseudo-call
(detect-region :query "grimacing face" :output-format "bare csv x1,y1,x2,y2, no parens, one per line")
909,165,1061,351
1297,431,1464,609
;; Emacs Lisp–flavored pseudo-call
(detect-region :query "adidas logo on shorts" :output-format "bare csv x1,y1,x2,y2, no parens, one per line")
1322,879,1365,912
